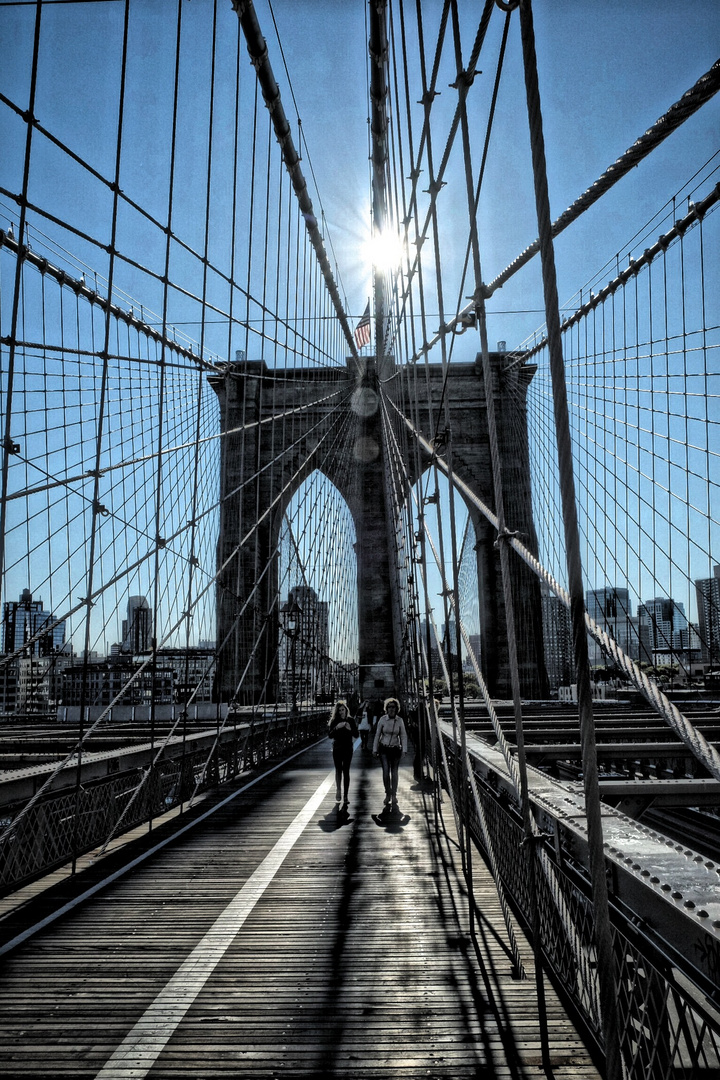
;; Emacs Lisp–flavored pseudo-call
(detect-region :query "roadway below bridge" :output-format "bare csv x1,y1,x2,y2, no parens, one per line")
0,737,600,1078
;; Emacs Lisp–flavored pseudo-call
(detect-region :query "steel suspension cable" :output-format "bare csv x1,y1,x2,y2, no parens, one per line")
0,397,358,848
411,1,473,887
383,396,608,1024
380,382,523,954
514,183,720,366
410,57,720,363
518,3,622,1071
231,0,358,362
390,392,720,786
449,0,551,1054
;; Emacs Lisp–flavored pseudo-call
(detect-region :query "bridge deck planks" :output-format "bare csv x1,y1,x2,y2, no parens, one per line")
0,739,601,1078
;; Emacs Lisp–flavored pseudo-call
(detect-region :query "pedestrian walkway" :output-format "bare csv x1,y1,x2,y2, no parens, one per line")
0,737,600,1078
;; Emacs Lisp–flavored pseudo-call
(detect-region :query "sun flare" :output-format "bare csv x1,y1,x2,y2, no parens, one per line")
365,229,404,273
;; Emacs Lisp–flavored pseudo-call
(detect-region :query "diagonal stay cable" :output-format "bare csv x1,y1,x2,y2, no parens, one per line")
4,385,348,503
387,0,497,357
231,0,358,363
414,554,527,981
0,401,355,847
383,401,611,1001
390,397,720,785
408,58,720,363
176,409,361,810
0,386,354,668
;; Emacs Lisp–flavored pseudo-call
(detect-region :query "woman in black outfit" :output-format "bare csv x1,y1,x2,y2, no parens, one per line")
328,700,358,806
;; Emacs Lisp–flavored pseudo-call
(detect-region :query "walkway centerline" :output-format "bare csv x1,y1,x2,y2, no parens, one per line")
94,769,337,1080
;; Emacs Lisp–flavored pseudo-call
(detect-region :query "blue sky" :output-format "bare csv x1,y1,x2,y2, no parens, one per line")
1,0,718,651
3,0,717,346
262,0,719,346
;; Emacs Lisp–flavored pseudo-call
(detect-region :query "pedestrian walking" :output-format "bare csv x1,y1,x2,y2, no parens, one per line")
373,697,408,812
357,699,372,749
328,700,358,807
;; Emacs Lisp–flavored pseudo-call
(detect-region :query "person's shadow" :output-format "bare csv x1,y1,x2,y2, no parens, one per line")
318,802,354,831
371,805,410,832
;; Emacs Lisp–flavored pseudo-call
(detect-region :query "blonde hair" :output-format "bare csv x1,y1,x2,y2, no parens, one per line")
384,697,400,711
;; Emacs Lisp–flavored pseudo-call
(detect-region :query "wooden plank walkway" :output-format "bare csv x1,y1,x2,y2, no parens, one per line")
0,738,601,1078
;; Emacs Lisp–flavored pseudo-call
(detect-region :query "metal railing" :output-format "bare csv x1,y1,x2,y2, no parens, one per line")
439,724,720,1079
0,709,327,895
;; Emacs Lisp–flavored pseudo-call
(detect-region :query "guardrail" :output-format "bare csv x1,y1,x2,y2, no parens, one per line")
438,722,720,1078
0,709,327,896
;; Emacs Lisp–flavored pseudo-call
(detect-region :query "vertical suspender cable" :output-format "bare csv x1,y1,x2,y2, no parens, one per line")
413,0,473,893
231,0,358,363
71,0,131,871
396,0,447,828
0,2,43,592
150,0,185,830
182,0,222,780
387,0,427,766
517,2,623,1076
449,0,550,1049
369,0,390,372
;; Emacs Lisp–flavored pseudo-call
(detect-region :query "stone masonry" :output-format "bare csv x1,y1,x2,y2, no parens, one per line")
209,352,547,704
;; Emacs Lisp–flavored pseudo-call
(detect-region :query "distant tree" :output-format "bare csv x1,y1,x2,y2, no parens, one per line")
425,677,447,698
654,664,679,686
462,676,480,698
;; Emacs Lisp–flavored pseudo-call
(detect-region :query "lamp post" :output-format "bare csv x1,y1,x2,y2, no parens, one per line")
281,598,301,714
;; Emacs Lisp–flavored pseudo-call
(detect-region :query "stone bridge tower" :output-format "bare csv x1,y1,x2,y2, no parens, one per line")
209,351,547,705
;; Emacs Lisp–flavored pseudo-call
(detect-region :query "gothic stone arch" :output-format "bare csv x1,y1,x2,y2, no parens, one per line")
210,352,547,704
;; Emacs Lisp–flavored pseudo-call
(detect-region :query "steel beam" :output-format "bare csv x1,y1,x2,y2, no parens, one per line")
453,722,720,1004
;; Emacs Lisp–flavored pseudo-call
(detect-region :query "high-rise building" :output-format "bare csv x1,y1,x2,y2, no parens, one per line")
675,623,704,681
585,586,640,666
121,596,152,654
1,589,67,713
541,582,573,690
280,585,329,703
695,565,720,668
2,588,65,656
464,634,482,672
417,617,443,680
637,597,688,664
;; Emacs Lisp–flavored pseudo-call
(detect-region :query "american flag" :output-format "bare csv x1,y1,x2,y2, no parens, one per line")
354,302,371,349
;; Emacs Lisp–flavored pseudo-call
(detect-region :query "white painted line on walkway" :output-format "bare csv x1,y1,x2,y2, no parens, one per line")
0,739,323,960
95,769,336,1080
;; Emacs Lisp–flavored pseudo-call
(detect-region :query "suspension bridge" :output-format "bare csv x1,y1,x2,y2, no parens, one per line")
0,0,719,1076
